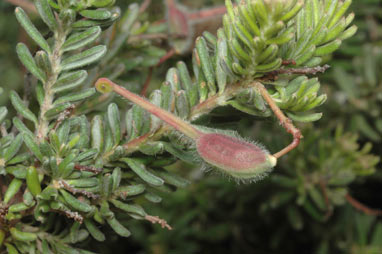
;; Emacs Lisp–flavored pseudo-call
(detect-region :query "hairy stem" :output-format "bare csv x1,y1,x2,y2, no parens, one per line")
36,21,69,142
254,82,302,158
97,78,202,139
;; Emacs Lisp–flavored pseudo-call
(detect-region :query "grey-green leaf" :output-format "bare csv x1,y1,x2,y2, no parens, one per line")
3,134,23,162
54,88,96,105
10,91,38,126
79,9,112,20
15,7,51,53
121,158,164,186
35,0,57,30
107,217,131,237
0,107,7,124
16,43,46,82
107,103,121,145
23,134,44,162
53,70,88,94
63,26,102,52
61,45,107,71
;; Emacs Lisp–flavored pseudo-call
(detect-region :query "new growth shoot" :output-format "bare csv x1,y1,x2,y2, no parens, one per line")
95,78,277,180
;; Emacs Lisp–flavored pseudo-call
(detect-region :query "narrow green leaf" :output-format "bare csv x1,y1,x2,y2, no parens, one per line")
84,219,105,242
110,200,146,217
115,184,146,199
315,39,342,56
58,153,76,178
91,115,104,153
3,178,23,204
16,43,46,82
9,203,30,213
287,112,323,122
15,7,51,53
63,26,102,52
107,103,121,145
79,9,112,20
61,45,107,71
26,166,42,196
10,91,38,126
111,168,121,192
44,102,73,119
0,107,7,124
175,90,190,119
10,227,37,242
36,82,45,106
216,33,229,94
60,189,93,213
339,25,357,40
196,37,216,94
35,0,57,30
107,217,131,237
35,50,52,74
156,170,190,188
54,88,95,105
57,119,70,144
144,192,162,203
3,134,23,162
23,134,44,162
12,117,33,136
176,61,198,107
67,178,99,188
121,158,164,186
255,58,282,72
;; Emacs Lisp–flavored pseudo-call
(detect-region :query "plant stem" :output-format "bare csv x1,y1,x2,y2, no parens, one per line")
254,82,302,158
97,78,202,139
36,22,68,142
346,194,382,216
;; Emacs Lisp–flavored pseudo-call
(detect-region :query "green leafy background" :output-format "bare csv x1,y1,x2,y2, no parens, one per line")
0,0,381,253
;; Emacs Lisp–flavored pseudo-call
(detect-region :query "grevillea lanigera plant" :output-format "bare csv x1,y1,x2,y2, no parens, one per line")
0,0,365,253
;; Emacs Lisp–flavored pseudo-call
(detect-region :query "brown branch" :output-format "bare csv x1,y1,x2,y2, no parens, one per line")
140,48,176,97
145,215,172,230
346,193,382,216
139,0,151,13
254,82,302,158
140,67,153,97
268,64,330,76
53,105,75,130
63,210,84,224
74,164,103,174
319,181,333,220
187,5,227,20
59,180,99,199
157,48,176,66
129,33,186,42
282,59,296,66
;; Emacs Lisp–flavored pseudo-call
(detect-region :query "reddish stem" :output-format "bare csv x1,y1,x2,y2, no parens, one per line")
346,194,382,216
140,67,153,97
96,78,202,139
255,82,302,158
187,6,227,20
157,48,176,66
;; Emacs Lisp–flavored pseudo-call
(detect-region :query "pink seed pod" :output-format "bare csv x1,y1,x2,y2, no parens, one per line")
196,133,276,180
95,78,277,181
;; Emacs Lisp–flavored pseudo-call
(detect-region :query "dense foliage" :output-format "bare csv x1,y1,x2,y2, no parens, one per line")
0,0,380,253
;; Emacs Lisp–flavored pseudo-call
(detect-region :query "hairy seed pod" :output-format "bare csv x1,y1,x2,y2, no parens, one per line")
196,133,276,179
